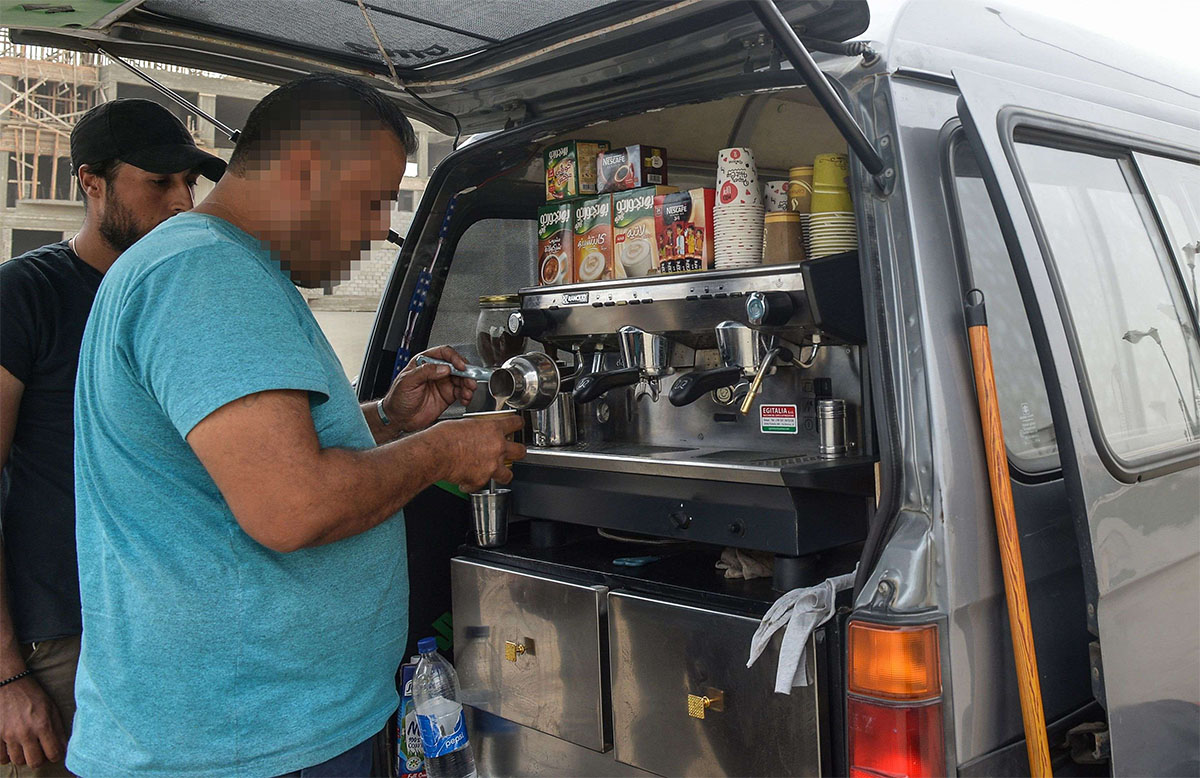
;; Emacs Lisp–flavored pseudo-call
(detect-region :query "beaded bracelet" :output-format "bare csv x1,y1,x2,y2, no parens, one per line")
0,669,32,688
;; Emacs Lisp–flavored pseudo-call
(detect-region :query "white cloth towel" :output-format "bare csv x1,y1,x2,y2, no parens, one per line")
715,547,774,580
746,566,857,694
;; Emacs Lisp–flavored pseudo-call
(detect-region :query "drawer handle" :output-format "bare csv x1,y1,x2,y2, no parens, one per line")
687,688,725,719
504,638,536,662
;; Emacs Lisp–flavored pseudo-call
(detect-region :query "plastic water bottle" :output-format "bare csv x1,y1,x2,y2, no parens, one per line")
413,637,477,778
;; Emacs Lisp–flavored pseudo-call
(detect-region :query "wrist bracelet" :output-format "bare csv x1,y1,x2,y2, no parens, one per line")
0,669,31,688
376,399,392,426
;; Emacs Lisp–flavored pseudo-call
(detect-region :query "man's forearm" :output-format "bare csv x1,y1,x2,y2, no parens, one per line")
274,425,451,550
362,399,404,445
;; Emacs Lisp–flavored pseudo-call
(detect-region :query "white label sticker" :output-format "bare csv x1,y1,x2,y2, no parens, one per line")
760,404,798,434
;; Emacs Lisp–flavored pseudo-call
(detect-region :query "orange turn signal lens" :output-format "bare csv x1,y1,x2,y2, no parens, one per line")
848,621,941,701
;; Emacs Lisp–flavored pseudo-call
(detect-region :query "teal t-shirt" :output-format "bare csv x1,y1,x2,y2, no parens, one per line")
70,213,407,777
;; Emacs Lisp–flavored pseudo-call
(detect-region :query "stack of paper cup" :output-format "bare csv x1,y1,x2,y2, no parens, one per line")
764,181,790,212
808,153,856,258
788,165,814,257
714,147,765,269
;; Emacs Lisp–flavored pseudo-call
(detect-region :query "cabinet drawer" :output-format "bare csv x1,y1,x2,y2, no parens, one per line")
450,558,610,752
609,591,821,777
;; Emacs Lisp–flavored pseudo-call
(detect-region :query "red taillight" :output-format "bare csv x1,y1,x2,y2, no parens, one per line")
848,697,946,778
847,621,946,778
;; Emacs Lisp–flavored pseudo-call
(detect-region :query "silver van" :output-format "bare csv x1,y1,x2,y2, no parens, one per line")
15,0,1198,774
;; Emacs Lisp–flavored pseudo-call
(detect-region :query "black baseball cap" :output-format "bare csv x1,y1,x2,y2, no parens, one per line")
71,98,226,182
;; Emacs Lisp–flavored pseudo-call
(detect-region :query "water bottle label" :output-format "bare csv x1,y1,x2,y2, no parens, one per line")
417,708,469,758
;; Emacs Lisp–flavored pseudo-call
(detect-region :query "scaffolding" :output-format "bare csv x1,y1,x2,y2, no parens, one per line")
0,27,224,204
0,28,100,202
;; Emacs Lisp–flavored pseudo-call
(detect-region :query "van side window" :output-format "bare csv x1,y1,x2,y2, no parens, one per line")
1014,142,1200,467
1134,153,1200,312
426,218,537,365
949,140,1060,472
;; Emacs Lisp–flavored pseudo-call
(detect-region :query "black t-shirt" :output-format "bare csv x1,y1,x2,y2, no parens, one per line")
1,240,101,642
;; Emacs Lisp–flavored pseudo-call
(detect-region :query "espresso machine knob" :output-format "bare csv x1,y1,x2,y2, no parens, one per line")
745,291,795,327
506,309,550,338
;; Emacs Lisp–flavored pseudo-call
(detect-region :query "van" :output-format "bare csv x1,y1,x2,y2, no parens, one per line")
14,1,1197,774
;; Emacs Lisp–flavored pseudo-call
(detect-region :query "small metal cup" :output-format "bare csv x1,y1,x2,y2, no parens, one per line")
818,398,847,459
470,488,510,547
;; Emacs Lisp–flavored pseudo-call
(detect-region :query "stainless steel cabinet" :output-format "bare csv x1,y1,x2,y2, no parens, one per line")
608,591,820,777
450,558,611,752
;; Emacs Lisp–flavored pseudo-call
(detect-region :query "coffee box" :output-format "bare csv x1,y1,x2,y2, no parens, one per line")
572,194,615,283
612,186,677,278
545,140,609,200
597,145,668,194
537,201,574,285
655,188,715,274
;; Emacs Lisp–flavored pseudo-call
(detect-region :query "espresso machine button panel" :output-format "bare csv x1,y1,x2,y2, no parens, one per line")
517,263,819,347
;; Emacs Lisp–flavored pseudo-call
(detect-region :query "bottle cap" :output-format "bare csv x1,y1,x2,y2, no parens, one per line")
418,637,439,654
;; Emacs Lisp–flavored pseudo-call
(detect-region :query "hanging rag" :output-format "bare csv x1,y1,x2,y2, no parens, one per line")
715,547,774,580
747,566,857,693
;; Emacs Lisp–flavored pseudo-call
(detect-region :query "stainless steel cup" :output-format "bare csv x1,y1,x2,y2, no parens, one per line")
818,398,847,459
531,393,577,447
470,487,510,547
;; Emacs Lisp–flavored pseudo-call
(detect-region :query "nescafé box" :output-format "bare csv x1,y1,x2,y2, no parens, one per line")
655,188,715,274
545,140,609,201
537,201,574,285
572,194,615,283
612,186,676,278
597,145,668,194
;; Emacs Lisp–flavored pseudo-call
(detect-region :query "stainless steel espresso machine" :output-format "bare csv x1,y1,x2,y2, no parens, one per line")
451,252,875,777
501,253,874,571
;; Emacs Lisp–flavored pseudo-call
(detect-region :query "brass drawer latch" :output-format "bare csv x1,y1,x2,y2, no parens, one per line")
504,637,536,662
687,688,725,719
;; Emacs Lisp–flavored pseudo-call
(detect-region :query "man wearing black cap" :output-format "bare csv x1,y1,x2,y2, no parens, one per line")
0,98,224,775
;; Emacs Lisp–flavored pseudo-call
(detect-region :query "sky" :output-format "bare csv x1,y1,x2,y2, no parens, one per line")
862,0,1200,74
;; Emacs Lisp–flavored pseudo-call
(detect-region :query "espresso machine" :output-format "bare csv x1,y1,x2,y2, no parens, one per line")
495,252,875,585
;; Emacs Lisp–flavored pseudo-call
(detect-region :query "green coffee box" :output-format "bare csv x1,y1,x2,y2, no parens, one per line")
545,140,609,200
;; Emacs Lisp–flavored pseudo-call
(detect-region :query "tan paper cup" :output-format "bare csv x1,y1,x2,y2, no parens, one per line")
788,166,814,213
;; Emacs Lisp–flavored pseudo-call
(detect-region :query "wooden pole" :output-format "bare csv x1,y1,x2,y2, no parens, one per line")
965,290,1053,777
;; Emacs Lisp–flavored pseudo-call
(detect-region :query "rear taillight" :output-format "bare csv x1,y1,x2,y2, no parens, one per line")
847,621,946,778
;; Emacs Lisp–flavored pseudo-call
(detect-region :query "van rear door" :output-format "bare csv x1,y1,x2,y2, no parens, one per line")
7,0,868,136
955,67,1200,775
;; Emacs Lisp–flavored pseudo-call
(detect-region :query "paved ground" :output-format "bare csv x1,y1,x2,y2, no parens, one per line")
312,310,377,380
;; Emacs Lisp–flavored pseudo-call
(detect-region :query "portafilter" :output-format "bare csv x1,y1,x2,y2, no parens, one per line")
669,321,766,407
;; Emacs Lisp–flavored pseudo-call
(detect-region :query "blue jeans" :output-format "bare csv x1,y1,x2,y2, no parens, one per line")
275,737,373,778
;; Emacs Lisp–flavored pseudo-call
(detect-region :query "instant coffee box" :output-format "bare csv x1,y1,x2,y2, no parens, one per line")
537,201,573,285
597,145,668,194
655,188,715,273
612,186,676,278
545,140,609,200
573,194,615,282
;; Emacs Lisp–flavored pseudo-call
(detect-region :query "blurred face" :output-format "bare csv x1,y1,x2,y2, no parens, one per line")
282,128,406,288
89,163,198,252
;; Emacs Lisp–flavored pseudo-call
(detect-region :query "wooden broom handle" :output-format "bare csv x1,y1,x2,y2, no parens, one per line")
968,316,1053,778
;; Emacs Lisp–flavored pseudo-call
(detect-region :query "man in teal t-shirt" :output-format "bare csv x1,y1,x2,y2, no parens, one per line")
71,75,524,777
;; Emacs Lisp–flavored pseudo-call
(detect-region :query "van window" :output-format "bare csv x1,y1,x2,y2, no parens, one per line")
1014,142,1200,467
427,218,537,365
1134,153,1200,312
949,140,1060,472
